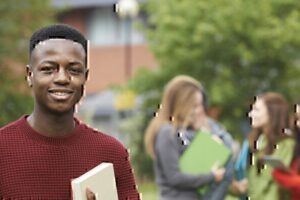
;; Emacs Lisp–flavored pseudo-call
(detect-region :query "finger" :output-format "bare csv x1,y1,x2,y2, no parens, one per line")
241,178,248,184
212,161,220,170
86,188,96,200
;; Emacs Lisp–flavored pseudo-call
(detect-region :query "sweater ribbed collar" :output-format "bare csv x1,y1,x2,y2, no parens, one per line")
18,115,83,146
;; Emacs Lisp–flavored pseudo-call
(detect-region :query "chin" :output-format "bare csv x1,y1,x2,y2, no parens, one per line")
251,123,257,128
251,123,262,129
47,105,75,115
51,100,78,111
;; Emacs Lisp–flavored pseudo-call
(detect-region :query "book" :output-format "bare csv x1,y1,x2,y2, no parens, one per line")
262,155,289,171
179,131,231,194
234,140,249,200
71,162,119,200
235,140,249,180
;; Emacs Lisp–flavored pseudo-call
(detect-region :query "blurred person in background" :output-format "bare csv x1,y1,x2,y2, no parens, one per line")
272,102,300,200
144,75,239,200
234,92,295,199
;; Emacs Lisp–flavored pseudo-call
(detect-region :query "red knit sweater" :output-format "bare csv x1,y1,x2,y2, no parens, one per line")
0,116,140,199
272,159,300,200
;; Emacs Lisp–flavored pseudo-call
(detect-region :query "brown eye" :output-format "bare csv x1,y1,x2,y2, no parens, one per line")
68,67,84,75
41,66,55,74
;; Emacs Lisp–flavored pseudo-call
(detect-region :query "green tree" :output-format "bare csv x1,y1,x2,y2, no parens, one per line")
0,0,56,126
128,0,300,179
132,0,300,134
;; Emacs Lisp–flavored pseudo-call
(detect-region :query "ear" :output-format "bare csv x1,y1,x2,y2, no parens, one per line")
84,68,89,82
79,68,89,98
26,64,33,87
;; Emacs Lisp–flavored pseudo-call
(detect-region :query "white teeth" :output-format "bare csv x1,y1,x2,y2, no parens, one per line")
53,92,69,96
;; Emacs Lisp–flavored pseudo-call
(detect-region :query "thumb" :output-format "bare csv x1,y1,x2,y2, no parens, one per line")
86,187,96,200
212,161,220,170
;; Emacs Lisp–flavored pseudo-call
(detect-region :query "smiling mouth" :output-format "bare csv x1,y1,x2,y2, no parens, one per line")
52,92,71,96
48,89,74,100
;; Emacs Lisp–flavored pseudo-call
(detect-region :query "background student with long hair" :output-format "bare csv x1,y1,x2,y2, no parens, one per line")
236,92,295,199
144,75,236,200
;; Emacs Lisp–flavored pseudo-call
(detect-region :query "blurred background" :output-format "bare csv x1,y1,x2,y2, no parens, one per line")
1,0,300,199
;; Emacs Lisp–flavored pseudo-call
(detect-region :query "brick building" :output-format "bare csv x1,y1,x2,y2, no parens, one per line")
52,0,158,94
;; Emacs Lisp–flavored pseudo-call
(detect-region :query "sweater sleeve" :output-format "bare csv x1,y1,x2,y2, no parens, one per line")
273,138,295,167
271,139,298,191
114,144,140,200
272,168,300,190
155,124,214,189
210,119,234,150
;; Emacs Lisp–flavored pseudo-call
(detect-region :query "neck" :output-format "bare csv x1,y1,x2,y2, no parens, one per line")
27,109,75,138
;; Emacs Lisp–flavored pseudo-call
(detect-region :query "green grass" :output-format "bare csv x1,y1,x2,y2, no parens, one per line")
138,181,158,200
137,181,240,200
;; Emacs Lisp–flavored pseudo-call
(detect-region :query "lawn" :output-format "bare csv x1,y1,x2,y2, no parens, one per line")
138,181,158,200
137,181,240,200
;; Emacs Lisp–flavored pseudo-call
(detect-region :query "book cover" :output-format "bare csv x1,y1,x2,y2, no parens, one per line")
179,131,231,195
71,162,118,200
234,140,249,200
235,140,249,180
262,155,289,171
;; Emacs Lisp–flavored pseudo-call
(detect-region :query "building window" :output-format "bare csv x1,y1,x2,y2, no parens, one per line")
87,7,145,47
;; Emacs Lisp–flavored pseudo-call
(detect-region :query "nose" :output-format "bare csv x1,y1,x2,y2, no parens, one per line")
248,110,253,118
296,119,300,128
53,67,70,85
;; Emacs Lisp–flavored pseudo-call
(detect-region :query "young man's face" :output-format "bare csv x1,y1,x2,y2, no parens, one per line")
28,39,88,114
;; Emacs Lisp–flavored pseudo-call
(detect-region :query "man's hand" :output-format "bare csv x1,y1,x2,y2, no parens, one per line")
86,188,96,200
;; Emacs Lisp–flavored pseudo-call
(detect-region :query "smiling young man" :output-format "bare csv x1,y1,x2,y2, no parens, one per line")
0,24,140,199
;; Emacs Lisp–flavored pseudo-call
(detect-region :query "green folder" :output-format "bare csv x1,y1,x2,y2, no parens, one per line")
179,131,231,195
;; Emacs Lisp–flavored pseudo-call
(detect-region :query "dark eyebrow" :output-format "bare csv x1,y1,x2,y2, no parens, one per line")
68,61,84,66
39,61,57,66
38,60,84,67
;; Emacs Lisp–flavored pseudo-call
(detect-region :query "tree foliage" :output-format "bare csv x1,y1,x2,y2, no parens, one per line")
127,0,300,179
131,0,300,134
0,0,56,126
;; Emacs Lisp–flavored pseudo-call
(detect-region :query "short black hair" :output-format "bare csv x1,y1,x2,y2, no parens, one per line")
29,24,87,56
